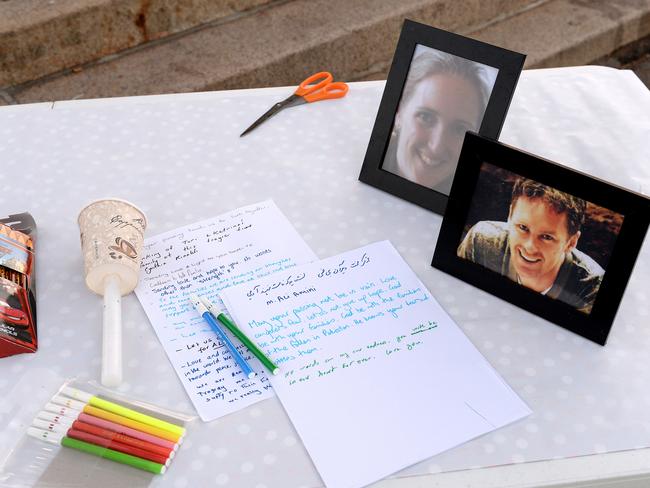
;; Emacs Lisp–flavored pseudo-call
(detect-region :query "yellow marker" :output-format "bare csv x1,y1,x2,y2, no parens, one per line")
61,386,185,439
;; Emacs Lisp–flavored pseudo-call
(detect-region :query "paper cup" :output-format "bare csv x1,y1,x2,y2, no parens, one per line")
78,198,147,296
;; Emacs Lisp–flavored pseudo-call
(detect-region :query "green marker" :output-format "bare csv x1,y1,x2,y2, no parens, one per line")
60,386,185,438
28,428,166,474
201,296,279,375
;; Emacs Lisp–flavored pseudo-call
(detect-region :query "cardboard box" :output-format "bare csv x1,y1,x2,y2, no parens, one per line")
0,213,37,357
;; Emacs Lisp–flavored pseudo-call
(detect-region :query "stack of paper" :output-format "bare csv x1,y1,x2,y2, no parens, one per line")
136,202,530,488
221,239,531,488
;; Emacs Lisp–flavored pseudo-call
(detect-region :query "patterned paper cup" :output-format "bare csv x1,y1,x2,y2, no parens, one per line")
78,199,147,295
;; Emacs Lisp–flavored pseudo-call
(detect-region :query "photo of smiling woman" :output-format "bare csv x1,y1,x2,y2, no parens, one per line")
382,45,498,194
457,163,624,314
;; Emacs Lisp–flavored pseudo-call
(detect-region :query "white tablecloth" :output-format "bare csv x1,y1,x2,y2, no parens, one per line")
0,66,649,488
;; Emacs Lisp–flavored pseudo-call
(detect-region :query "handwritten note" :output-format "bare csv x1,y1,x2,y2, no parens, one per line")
221,241,531,488
134,201,316,421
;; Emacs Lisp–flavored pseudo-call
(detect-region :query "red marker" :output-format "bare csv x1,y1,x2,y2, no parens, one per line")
71,420,175,459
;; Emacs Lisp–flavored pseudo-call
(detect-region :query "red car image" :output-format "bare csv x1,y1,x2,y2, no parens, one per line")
0,299,29,327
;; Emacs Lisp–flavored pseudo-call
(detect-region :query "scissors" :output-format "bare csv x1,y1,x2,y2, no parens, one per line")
240,71,349,137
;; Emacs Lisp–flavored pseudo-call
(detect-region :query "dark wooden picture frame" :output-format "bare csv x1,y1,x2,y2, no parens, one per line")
358,19,526,215
433,132,650,345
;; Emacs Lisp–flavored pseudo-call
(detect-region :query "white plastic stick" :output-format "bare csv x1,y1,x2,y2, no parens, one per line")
102,274,123,387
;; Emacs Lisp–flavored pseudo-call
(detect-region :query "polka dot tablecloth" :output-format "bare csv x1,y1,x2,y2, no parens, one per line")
0,66,649,488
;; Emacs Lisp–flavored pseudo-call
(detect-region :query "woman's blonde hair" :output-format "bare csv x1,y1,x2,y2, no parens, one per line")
401,50,492,126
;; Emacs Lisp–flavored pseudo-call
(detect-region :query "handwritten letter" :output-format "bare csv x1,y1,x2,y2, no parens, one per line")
221,241,531,488
135,201,316,421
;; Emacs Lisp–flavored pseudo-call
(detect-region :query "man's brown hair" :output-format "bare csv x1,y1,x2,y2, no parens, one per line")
511,178,586,236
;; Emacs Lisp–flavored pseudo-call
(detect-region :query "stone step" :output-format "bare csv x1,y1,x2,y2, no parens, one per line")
341,0,650,80
5,0,650,105
0,0,275,87
2,0,538,103
595,33,650,88
472,0,650,68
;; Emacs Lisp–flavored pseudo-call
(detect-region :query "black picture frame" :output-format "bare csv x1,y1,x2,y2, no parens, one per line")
358,19,526,215
432,132,650,345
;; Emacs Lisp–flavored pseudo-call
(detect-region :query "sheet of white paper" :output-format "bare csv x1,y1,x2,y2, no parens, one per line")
134,200,317,421
221,241,531,488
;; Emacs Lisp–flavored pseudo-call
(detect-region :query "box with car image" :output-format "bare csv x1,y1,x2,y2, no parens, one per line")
0,213,37,357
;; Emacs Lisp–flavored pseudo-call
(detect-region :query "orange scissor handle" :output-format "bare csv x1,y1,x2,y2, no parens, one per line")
294,71,333,97
303,82,349,103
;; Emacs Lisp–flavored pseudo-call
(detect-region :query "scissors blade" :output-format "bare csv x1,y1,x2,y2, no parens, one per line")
240,95,303,137
240,102,283,137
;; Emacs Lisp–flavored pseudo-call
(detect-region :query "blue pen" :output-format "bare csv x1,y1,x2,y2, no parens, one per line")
189,294,256,379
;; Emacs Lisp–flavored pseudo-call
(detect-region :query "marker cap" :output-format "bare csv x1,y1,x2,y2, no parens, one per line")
37,411,75,426
44,402,81,417
61,386,94,403
52,395,86,411
189,294,208,315
27,427,64,445
32,418,68,434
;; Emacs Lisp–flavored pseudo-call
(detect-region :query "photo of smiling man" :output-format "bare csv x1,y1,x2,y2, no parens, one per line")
457,171,619,314
382,45,498,195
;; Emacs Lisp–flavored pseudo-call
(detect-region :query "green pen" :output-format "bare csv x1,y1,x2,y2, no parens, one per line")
200,296,279,375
